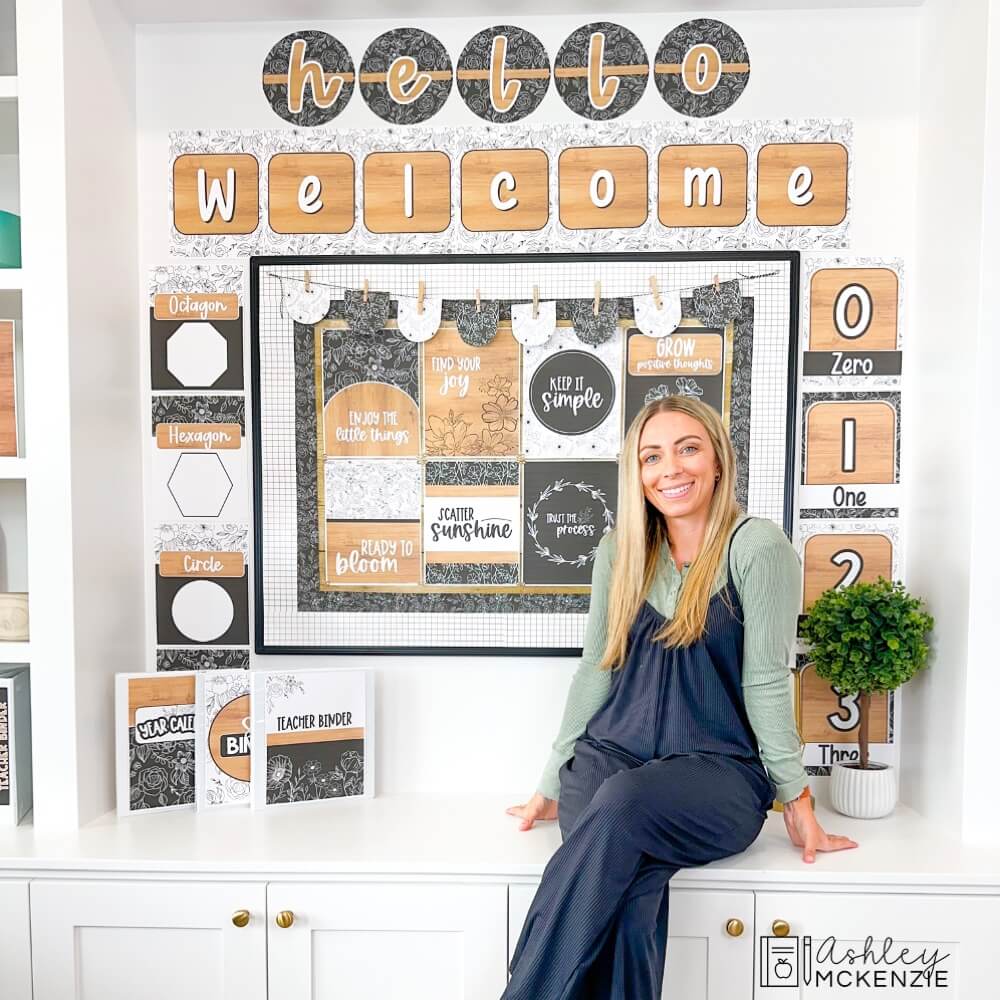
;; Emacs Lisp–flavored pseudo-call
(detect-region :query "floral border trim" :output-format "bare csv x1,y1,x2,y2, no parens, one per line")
157,648,250,671
148,263,245,304
154,523,249,557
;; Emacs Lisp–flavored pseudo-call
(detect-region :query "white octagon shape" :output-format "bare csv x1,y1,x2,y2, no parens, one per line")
167,452,233,517
166,321,228,387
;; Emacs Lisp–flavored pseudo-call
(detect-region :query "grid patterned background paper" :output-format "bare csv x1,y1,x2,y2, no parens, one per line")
252,252,798,653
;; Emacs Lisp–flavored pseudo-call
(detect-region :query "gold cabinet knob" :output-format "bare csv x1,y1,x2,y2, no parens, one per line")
231,909,250,928
772,919,790,937
276,910,295,929
725,918,744,937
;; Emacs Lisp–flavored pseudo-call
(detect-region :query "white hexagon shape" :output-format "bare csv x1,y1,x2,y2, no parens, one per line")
166,321,229,387
167,452,233,517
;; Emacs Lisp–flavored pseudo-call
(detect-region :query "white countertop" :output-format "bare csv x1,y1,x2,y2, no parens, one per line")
1,790,998,889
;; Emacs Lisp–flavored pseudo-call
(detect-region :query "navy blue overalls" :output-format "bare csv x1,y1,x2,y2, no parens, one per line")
503,517,777,1000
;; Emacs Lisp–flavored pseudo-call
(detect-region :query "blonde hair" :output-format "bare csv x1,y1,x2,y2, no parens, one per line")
598,396,743,670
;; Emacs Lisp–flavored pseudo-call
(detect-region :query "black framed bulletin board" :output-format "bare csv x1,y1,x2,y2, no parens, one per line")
250,251,799,655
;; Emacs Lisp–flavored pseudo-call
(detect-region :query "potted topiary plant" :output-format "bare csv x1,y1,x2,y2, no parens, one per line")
799,577,933,819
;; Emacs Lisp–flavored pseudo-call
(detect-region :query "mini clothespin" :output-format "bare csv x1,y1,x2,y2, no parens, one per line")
593,280,601,317
303,269,311,292
362,278,369,303
417,279,425,316
649,276,662,311
712,274,720,291
475,287,482,313
532,285,539,320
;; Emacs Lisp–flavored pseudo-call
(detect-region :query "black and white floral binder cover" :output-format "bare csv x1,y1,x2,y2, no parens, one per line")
251,668,374,809
115,671,198,816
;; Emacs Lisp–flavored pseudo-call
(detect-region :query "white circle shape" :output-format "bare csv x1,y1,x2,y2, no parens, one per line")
171,579,235,643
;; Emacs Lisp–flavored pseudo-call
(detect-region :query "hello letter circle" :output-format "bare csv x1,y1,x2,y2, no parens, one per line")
262,30,355,126
360,28,453,124
456,25,550,123
654,19,750,117
554,22,648,120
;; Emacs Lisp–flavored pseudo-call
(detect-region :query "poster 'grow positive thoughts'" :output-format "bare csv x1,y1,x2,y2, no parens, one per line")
251,252,798,653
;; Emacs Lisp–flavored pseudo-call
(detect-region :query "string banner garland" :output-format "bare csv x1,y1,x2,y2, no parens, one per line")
250,251,799,654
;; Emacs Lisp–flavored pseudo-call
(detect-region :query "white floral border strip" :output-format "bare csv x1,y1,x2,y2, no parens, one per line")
795,518,903,583
799,255,904,390
168,118,852,257
154,523,249,557
148,263,246,304
324,459,421,520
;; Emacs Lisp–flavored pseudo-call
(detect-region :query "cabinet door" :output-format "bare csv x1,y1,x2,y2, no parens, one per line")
755,890,999,997
0,880,32,1000
30,879,266,1000
267,881,508,999
509,881,755,999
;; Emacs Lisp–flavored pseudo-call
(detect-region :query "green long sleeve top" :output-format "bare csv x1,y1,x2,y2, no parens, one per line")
536,513,809,805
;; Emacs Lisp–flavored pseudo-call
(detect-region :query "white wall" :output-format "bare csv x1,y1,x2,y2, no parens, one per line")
895,0,989,843
959,0,1000,846
135,11,932,810
63,0,143,826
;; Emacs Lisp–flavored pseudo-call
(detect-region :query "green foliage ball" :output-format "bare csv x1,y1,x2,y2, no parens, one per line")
799,577,934,695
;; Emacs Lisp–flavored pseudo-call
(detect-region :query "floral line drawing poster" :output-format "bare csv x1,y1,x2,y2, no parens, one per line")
251,668,374,809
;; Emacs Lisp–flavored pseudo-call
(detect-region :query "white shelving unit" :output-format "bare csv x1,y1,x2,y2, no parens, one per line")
7,0,144,832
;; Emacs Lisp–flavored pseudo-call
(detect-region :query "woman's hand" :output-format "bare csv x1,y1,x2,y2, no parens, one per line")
506,792,558,831
782,797,859,863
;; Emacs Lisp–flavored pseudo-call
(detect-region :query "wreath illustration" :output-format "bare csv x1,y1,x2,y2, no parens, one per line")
526,479,615,566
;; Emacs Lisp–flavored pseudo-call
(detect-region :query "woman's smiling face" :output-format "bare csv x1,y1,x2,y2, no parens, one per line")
638,410,720,520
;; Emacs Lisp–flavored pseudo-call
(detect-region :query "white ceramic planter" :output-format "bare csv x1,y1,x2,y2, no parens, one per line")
830,761,898,818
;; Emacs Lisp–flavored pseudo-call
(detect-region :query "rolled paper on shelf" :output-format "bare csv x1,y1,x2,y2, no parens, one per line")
397,294,442,342
633,290,682,338
511,299,556,346
0,593,29,641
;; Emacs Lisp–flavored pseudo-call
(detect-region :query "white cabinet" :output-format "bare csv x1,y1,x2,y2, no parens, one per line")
15,873,1000,1000
509,881,756,999
755,890,1000,998
0,879,31,1000
29,879,267,1000
267,880,508,999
